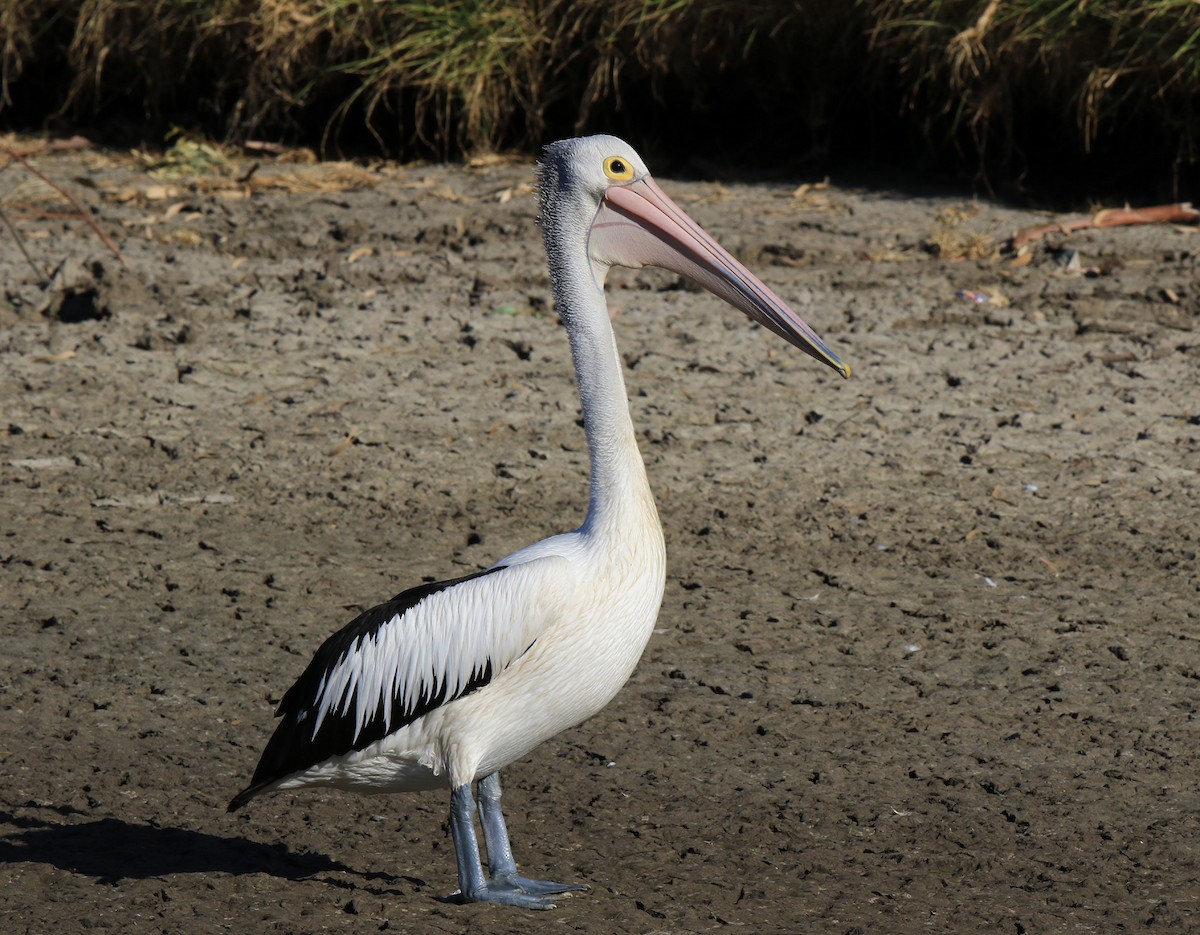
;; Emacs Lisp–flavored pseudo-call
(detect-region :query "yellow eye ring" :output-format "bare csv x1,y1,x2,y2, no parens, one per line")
603,155,635,181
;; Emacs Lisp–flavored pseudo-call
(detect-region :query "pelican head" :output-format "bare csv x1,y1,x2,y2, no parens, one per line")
538,135,849,378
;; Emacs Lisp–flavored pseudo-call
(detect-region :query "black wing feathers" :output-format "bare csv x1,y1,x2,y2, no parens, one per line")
228,566,506,812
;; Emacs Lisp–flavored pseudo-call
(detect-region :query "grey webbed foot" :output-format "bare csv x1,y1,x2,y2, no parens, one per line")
451,883,560,910
488,871,588,897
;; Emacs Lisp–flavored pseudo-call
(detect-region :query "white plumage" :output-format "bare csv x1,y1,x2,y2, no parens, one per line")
230,135,848,908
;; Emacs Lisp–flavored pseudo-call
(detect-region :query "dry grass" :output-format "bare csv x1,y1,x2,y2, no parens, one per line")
1,1,1197,190
868,0,1200,186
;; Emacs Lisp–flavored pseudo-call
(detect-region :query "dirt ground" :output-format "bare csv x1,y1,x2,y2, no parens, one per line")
1,138,1198,934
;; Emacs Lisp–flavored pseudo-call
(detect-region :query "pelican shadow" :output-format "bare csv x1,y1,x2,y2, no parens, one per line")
0,807,354,884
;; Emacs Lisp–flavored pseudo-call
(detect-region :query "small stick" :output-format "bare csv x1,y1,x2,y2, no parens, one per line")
3,136,93,160
0,144,126,267
0,201,49,284
2,208,94,220
244,140,288,155
1007,202,1199,250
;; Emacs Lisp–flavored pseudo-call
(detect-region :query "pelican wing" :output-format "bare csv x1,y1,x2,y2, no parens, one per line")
231,558,567,806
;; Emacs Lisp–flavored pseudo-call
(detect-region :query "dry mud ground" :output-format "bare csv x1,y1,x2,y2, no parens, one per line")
1,142,1198,934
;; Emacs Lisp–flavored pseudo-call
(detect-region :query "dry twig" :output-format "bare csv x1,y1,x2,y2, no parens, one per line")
0,201,48,284
4,136,93,159
1,141,126,267
1007,203,1199,250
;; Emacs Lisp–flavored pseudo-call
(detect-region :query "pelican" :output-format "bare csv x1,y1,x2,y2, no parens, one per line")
229,135,849,908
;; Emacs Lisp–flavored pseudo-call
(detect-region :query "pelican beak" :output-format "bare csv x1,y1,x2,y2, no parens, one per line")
588,176,849,378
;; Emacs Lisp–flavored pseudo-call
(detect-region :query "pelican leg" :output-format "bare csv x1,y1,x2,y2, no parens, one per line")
476,771,587,897
448,783,557,909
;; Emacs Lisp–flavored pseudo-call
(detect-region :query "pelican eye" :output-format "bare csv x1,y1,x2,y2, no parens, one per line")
603,156,635,182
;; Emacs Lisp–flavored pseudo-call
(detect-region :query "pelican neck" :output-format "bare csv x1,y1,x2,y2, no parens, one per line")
549,251,656,537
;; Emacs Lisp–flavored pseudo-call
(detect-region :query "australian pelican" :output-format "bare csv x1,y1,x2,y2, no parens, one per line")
229,135,849,908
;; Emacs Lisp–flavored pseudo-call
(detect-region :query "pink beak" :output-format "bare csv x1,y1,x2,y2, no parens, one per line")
587,177,849,378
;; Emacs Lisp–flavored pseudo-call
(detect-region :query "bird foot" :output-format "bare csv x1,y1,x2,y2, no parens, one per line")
489,871,589,897
452,874,587,909
450,884,550,909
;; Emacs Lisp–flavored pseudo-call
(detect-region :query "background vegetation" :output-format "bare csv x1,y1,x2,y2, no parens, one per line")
2,0,1198,199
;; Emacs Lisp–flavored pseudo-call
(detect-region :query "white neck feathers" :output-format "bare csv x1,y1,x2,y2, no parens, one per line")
540,208,657,539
